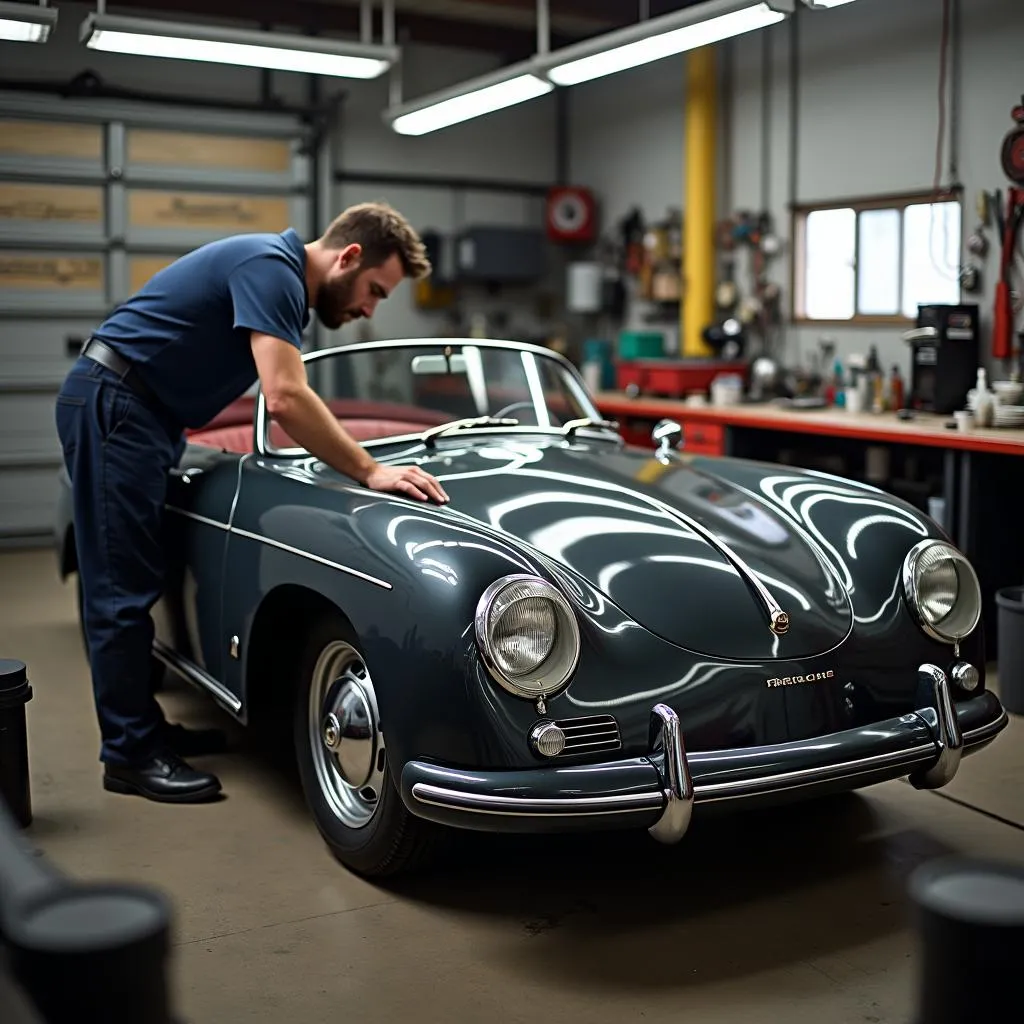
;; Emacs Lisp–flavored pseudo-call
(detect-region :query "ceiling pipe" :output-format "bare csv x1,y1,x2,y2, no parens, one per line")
360,0,372,44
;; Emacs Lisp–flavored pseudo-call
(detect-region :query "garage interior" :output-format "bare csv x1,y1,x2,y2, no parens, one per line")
1,0,1023,1021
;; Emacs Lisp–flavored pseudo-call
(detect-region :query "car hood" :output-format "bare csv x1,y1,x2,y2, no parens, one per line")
419,438,853,661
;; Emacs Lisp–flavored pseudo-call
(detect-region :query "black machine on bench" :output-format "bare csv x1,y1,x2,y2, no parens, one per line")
903,303,980,415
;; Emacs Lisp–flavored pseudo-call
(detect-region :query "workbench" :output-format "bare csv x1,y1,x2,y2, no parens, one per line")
593,391,1024,640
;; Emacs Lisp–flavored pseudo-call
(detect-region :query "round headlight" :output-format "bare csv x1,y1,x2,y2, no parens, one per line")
474,575,580,700
902,540,982,644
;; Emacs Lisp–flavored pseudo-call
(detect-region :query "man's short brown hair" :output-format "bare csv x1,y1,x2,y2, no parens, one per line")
320,201,431,279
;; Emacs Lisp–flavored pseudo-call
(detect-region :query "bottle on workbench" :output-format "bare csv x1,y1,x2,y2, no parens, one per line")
889,365,905,411
830,358,845,407
872,372,886,413
974,367,995,427
865,345,883,413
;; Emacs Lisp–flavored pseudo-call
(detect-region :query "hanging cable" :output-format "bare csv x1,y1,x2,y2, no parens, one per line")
761,26,772,216
360,0,372,44
537,0,549,56
929,0,958,283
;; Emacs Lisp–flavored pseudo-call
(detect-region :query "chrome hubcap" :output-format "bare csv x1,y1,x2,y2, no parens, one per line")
308,641,385,829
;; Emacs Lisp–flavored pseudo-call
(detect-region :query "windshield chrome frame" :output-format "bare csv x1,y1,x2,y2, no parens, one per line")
253,337,613,459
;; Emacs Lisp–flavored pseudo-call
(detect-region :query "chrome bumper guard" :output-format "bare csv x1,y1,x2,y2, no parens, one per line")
404,664,1007,845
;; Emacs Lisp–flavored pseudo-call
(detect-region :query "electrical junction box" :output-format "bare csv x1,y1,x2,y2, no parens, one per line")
455,226,547,284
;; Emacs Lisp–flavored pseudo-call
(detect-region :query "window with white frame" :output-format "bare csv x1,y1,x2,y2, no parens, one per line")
793,191,962,323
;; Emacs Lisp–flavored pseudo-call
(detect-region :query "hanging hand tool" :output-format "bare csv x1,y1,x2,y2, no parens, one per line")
994,99,1024,362
992,186,1023,362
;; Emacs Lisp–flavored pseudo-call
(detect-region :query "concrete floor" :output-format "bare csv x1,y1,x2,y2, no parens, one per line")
1,547,1021,1023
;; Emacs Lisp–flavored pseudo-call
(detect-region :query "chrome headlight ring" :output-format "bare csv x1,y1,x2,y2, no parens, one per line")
902,539,982,645
474,574,581,701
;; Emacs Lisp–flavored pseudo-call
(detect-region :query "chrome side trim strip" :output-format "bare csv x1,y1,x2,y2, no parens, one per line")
152,640,242,713
166,506,229,531
410,783,664,818
229,526,393,591
164,506,393,590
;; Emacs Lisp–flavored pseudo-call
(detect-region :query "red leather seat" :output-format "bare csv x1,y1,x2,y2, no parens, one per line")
186,396,451,436
188,425,252,453
188,396,257,432
190,418,437,454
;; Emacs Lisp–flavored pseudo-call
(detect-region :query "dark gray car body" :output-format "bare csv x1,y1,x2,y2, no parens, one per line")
53,338,1008,843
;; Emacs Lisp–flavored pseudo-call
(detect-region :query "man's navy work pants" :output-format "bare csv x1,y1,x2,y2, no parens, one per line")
55,357,185,766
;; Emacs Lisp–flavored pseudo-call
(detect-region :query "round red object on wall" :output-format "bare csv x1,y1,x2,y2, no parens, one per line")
547,186,597,243
1002,126,1024,183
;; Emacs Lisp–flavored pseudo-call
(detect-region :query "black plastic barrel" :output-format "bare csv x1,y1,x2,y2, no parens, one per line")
0,659,32,828
909,857,1024,1023
5,882,178,1024
996,586,1024,715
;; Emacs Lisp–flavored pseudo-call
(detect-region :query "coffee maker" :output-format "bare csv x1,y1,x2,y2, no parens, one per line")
903,303,980,414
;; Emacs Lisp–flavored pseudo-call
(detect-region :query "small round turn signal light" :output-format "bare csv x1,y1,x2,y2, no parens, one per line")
530,722,567,758
950,662,980,693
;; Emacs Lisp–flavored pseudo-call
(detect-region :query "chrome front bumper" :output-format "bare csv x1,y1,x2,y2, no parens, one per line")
400,665,1009,844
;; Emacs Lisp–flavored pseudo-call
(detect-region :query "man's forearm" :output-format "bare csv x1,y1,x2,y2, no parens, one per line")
270,385,377,484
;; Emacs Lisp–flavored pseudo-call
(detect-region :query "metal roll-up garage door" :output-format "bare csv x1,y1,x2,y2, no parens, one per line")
0,91,314,543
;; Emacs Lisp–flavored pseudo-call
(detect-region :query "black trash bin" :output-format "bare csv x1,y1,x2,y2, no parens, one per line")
996,587,1024,716
909,856,1024,1023
0,659,33,827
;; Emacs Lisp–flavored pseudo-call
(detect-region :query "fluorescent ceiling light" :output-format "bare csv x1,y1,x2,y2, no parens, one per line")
542,0,793,87
0,1,57,43
80,13,398,79
387,62,553,136
802,0,859,7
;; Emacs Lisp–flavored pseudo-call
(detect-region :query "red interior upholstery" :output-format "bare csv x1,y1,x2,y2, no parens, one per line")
189,396,257,432
190,418,437,454
185,396,451,435
190,425,252,453
185,395,454,453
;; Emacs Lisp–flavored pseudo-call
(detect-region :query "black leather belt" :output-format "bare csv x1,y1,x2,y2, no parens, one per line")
81,337,163,410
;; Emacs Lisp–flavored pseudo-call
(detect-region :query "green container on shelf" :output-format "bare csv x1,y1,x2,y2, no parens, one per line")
618,331,664,361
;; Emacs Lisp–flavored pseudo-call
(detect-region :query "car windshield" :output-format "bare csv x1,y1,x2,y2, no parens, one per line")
259,339,604,454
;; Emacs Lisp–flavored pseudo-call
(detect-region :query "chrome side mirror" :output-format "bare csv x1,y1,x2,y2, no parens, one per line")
652,418,683,456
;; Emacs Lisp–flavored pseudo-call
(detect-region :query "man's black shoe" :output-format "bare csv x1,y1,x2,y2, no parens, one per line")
103,750,223,803
164,722,229,757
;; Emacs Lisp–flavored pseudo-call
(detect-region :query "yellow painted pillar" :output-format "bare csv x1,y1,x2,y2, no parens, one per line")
682,45,717,358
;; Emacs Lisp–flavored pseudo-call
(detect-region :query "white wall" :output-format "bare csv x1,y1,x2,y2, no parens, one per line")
566,0,1024,379
0,2,560,345
568,55,686,339
569,57,685,232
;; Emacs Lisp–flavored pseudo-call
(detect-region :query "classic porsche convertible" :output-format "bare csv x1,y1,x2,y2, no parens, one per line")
54,338,1008,877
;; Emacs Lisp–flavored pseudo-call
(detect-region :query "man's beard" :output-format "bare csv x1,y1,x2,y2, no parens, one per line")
315,273,362,329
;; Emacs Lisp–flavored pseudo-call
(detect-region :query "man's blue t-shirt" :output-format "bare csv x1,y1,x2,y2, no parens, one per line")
94,227,310,428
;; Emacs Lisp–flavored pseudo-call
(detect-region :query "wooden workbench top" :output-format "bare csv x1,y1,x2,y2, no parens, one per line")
593,391,1024,456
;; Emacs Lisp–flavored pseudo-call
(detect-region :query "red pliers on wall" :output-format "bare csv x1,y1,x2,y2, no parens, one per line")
993,186,1024,364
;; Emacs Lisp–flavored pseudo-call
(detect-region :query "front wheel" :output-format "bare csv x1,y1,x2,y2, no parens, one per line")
292,613,442,878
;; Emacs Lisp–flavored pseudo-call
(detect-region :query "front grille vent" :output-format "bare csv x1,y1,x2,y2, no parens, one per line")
553,714,622,757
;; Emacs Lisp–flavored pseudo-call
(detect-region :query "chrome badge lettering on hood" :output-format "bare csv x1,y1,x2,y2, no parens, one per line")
766,670,836,688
